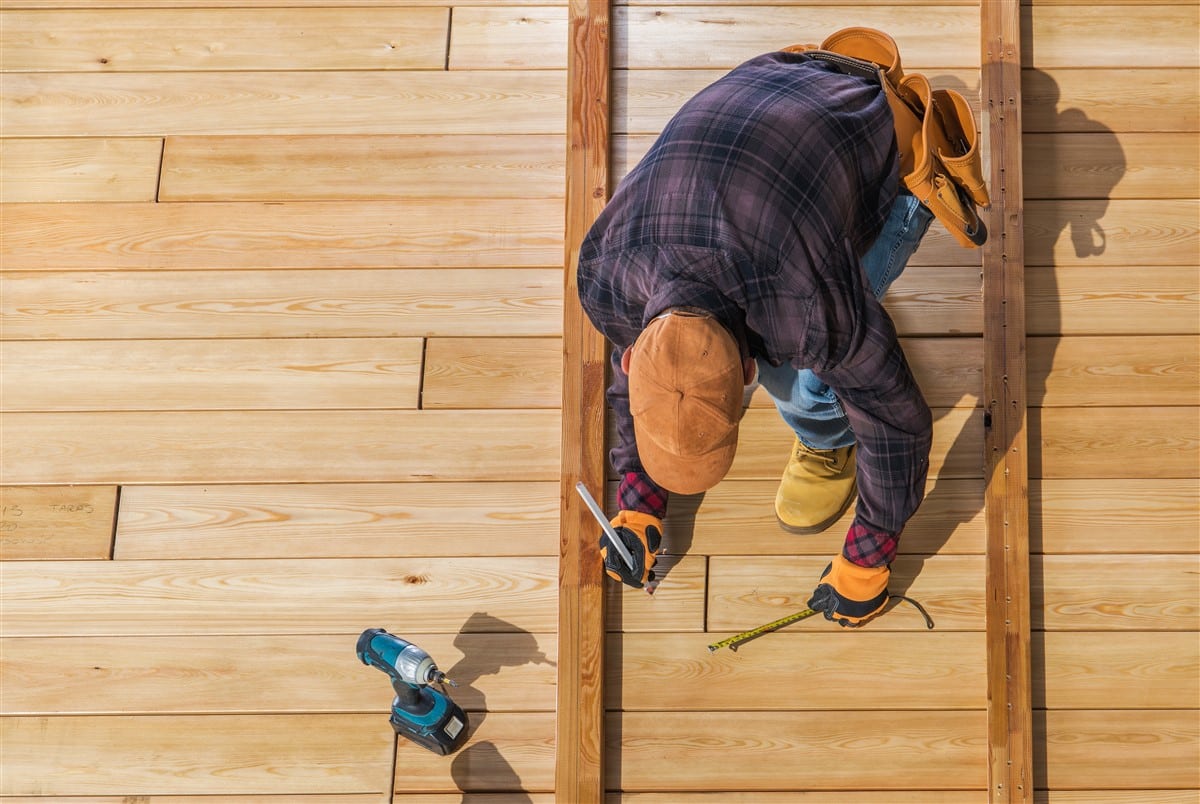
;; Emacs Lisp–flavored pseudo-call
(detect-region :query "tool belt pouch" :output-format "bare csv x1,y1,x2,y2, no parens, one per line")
785,27,990,248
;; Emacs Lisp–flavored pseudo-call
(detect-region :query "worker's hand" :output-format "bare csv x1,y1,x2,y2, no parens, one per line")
600,511,662,589
807,555,890,627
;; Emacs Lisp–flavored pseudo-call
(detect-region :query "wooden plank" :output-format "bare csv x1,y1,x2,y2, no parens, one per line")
1,632,557,715
1025,7,1199,69
1,557,558,636
160,135,565,201
1029,407,1199,479
610,631,987,710
658,477,984,556
0,714,394,796
1036,632,1200,710
114,482,560,559
605,554,707,633
0,200,562,270
1026,266,1199,336
1034,554,1200,630
393,712,555,793
607,711,988,791
0,8,450,71
1024,200,1199,268
612,6,980,69
0,797,387,804
1031,479,1200,554
0,138,161,202
0,71,567,137
424,337,562,409
0,485,116,560
1,269,562,341
449,7,567,69
1023,69,1199,134
883,265,983,333
611,796,988,804
708,554,986,632
558,0,611,800
614,68,983,135
1036,710,1200,789
0,338,424,412
1023,133,1199,200
0,410,561,485
1028,335,1200,407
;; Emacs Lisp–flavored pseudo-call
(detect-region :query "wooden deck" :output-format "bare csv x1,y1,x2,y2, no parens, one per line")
2,1,1197,802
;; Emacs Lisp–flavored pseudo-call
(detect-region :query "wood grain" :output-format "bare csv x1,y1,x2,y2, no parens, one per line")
1029,407,1199,479
707,554,986,632
1036,632,1200,709
0,8,450,71
609,631,987,709
1025,7,1199,69
160,135,565,201
607,711,987,791
654,477,985,556
882,265,983,333
605,554,707,633
0,714,395,796
0,138,161,202
612,6,980,69
1031,479,1200,554
1027,335,1200,407
1,557,558,636
1,71,567,137
1024,200,1199,268
114,482,560,559
449,7,567,69
424,337,562,409
1,632,558,715
0,485,116,560
1,269,562,340
393,712,555,793
1,338,424,412
1036,710,1200,789
1023,69,1199,134
1034,554,1200,630
0,410,562,485
1026,266,1199,336
1,200,563,270
1023,133,1199,200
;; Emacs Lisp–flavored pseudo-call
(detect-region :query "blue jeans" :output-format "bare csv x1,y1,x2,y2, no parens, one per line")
753,192,934,450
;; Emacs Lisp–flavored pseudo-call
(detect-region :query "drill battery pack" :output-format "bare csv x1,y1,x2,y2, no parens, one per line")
390,686,469,756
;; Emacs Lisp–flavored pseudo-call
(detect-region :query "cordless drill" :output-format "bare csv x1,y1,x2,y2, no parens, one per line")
356,628,469,756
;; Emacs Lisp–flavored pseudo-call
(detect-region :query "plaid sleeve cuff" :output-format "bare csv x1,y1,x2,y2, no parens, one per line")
841,520,900,568
617,471,669,519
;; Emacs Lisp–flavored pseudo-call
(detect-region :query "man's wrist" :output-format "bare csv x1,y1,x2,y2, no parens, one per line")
842,519,900,568
617,471,669,519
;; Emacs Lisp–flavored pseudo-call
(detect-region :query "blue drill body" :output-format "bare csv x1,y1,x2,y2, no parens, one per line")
356,628,469,756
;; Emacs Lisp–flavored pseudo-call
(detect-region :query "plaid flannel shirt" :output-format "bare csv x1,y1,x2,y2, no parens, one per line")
577,51,933,568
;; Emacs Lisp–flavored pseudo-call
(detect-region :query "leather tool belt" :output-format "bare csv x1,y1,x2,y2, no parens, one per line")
785,27,991,248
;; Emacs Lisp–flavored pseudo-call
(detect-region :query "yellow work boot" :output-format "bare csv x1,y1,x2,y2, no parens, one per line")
775,439,857,534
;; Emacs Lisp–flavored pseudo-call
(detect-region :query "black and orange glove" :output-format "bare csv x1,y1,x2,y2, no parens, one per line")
600,511,662,589
807,555,890,627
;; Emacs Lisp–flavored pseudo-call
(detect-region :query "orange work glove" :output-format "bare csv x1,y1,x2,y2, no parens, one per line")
807,555,890,627
600,511,662,589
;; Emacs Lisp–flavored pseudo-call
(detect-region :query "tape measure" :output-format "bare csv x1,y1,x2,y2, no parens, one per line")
706,607,819,653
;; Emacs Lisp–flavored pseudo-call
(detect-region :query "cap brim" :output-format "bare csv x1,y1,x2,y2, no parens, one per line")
635,422,738,495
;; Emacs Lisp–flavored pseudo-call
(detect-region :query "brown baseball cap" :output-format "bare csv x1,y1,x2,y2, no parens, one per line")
627,310,743,494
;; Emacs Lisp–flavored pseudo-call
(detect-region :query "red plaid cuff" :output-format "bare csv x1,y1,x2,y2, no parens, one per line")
617,471,669,519
842,521,900,568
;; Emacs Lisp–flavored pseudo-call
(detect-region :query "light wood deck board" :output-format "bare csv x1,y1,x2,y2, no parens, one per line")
449,7,567,69
1030,407,1199,479
0,485,117,560
1024,133,1200,200
1,71,568,136
1026,266,1199,336
1034,554,1200,631
1024,200,1199,268
1,269,563,340
2,557,558,636
114,482,560,559
0,137,162,202
2,632,557,715
1,200,563,270
1023,69,1199,134
1035,632,1200,710
0,410,562,485
160,135,565,201
1036,710,1200,790
424,337,563,409
1028,335,1200,407
1031,478,1200,554
1,338,424,412
1025,7,1199,69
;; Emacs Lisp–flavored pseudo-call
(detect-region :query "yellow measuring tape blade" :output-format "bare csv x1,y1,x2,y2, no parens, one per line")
707,607,818,653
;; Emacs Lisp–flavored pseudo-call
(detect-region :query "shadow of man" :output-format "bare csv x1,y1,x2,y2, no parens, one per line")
446,612,556,804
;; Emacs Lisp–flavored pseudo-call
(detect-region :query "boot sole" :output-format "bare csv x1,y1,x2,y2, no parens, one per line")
775,480,857,535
